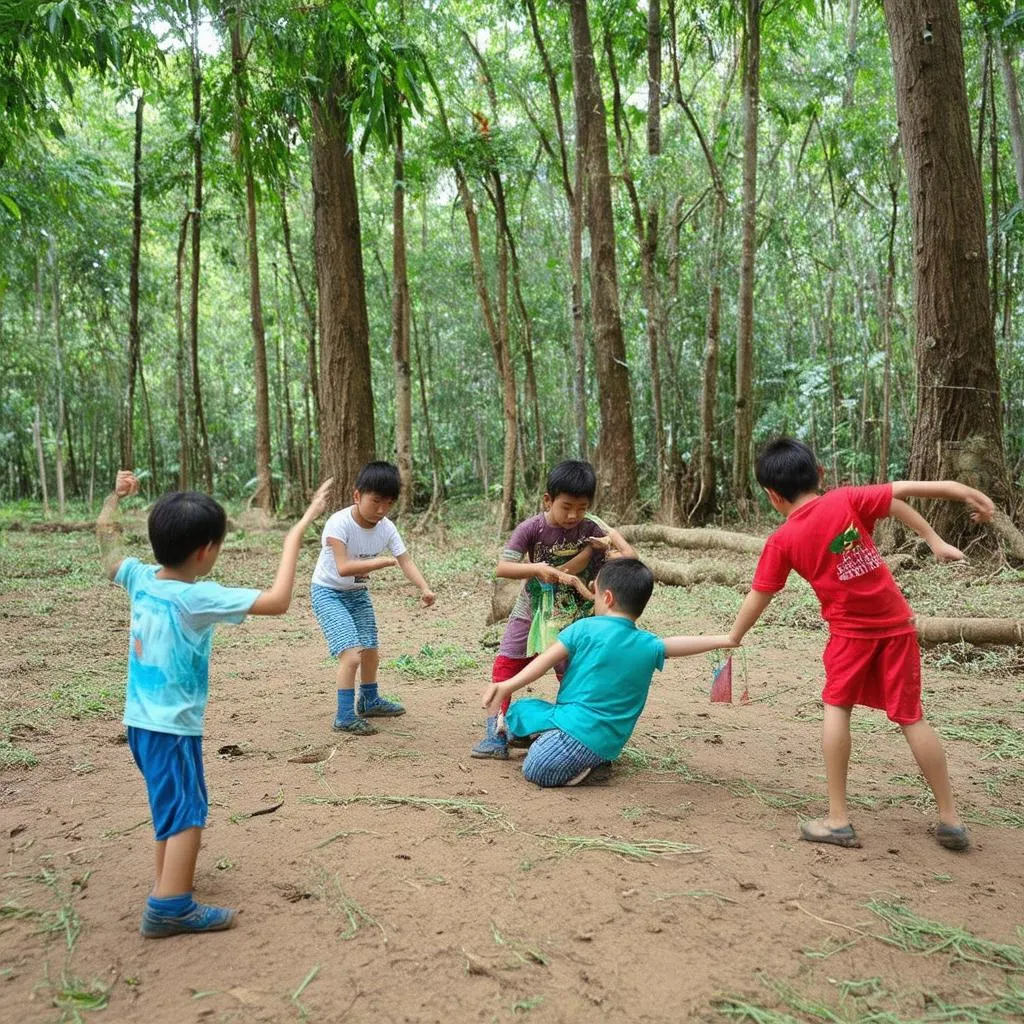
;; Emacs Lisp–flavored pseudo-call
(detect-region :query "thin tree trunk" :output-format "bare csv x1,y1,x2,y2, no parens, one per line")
569,0,638,517
882,0,1013,536
391,117,414,513
998,39,1024,202
879,148,899,481
138,357,158,494
843,0,861,106
175,210,191,490
49,238,65,516
189,0,213,491
524,0,588,458
227,3,273,514
123,91,144,470
733,0,761,504
311,74,376,503
32,404,49,515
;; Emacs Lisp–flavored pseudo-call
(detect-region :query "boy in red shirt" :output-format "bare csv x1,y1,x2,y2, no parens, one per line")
727,439,994,851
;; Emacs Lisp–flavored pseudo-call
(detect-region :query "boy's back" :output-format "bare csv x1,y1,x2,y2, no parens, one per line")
753,484,913,637
506,613,665,762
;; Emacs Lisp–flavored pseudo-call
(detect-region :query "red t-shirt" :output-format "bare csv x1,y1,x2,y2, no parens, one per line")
752,485,914,638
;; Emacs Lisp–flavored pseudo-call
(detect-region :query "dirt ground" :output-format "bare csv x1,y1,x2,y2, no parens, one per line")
1,511,1023,1023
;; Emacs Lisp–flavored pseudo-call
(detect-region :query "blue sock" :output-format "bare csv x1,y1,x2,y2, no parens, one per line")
147,893,194,917
336,688,356,723
360,682,379,702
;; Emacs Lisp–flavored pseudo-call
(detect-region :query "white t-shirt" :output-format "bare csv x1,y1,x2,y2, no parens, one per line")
311,506,407,591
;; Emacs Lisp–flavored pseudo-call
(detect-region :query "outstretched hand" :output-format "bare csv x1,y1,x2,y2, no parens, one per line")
114,470,139,498
964,487,995,523
930,539,965,563
302,478,334,523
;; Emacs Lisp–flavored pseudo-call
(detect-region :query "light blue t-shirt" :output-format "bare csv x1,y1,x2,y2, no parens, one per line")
115,558,261,736
504,615,666,760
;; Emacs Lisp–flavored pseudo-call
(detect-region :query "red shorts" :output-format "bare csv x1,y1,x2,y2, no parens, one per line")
821,632,922,724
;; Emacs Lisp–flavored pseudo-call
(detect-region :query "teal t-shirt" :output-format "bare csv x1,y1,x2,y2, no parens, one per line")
115,557,260,736
504,615,666,760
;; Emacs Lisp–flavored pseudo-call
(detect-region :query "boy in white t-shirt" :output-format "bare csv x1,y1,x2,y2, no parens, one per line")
311,461,435,734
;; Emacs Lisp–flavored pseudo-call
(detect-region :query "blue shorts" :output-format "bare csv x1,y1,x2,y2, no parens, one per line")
128,727,208,841
311,585,378,655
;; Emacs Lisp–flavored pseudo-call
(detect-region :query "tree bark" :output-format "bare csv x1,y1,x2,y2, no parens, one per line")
998,40,1024,202
175,210,191,490
882,0,1013,537
227,2,273,514
391,117,414,514
733,0,761,504
49,238,66,517
123,91,143,471
189,0,213,491
311,72,376,503
569,0,638,517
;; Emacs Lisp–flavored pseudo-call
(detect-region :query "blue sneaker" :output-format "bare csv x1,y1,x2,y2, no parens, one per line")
356,694,406,718
332,716,377,735
471,715,509,759
140,901,237,939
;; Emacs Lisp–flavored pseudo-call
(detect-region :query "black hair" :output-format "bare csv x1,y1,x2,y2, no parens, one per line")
148,491,228,568
595,557,655,618
355,461,401,500
755,438,820,502
545,460,597,501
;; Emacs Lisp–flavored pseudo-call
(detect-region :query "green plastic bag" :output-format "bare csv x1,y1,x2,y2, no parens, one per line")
526,583,560,655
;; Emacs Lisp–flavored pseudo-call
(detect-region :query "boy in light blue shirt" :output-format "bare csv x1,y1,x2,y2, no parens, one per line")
99,471,331,937
481,559,735,786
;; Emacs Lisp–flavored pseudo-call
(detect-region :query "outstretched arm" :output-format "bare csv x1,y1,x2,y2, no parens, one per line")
663,634,738,658
890,481,994,523
396,552,435,606
889,499,964,562
481,640,569,715
728,589,775,645
97,470,139,579
249,478,333,616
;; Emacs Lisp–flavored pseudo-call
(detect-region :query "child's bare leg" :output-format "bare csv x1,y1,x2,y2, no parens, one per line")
154,827,201,898
154,839,166,891
360,646,379,684
334,647,376,733
821,704,853,826
900,718,960,825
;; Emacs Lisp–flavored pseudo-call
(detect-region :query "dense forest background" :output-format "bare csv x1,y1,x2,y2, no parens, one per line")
2,0,1023,532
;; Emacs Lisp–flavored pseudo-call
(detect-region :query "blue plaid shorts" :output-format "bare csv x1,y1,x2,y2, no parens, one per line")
311,585,379,655
521,729,605,787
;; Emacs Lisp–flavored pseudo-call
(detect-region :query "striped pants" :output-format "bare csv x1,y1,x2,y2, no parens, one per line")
521,729,606,788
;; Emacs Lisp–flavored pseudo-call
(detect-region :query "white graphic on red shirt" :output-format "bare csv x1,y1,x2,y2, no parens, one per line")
836,543,883,581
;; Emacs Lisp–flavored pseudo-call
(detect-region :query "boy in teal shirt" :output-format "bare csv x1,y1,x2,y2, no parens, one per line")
481,559,735,786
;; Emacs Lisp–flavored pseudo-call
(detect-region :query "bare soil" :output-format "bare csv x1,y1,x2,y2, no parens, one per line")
1,517,1022,1023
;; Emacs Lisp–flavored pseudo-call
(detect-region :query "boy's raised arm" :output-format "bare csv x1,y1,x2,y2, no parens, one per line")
97,470,139,579
890,480,994,522
249,478,332,616
481,640,568,714
889,499,964,562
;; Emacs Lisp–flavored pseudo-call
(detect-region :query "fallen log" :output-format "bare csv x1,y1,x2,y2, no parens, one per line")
645,557,748,588
619,524,764,555
915,616,1024,646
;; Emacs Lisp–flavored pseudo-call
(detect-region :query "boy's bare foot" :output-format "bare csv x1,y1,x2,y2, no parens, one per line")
799,819,862,848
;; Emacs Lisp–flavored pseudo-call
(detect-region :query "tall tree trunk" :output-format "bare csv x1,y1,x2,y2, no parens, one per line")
524,0,587,459
189,0,213,491
32,403,49,515
228,3,273,514
391,118,414,514
998,40,1024,202
843,0,861,106
175,210,191,490
311,73,376,503
123,91,144,470
879,147,900,481
281,189,320,443
882,0,1012,535
49,238,66,516
569,0,638,517
138,357,159,494
733,0,761,504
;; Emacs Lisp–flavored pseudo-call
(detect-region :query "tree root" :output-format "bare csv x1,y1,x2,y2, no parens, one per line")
990,509,1024,562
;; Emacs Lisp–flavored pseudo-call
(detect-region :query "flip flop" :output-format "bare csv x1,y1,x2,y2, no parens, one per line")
936,822,970,851
799,819,862,848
